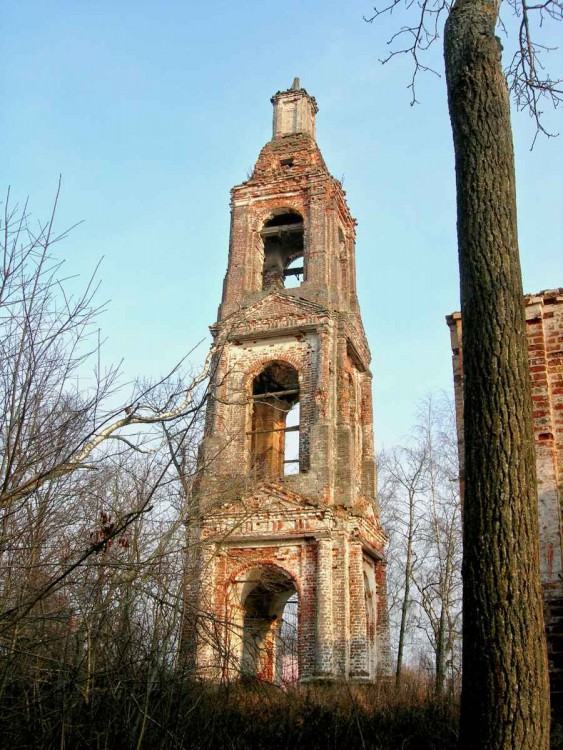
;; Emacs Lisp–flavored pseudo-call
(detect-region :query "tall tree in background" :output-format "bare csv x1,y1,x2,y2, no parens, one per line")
413,397,462,697
367,0,560,745
378,394,462,695
378,443,428,687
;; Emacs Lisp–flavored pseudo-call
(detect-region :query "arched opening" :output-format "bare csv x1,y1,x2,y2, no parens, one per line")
261,210,304,291
240,566,298,682
278,591,298,682
249,362,300,478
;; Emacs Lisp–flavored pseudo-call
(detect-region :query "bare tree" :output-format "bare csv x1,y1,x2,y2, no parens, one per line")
379,443,428,687
411,396,462,697
0,187,229,747
0,186,214,674
0,187,216,621
379,394,462,695
0,186,212,518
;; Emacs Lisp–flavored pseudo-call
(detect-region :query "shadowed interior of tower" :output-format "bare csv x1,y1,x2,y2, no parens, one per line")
240,566,298,682
248,362,300,478
261,210,304,290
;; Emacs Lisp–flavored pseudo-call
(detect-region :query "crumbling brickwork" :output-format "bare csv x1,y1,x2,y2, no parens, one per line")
447,289,563,705
187,80,390,683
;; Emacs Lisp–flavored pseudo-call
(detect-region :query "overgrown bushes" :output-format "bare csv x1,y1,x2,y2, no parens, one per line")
0,673,459,750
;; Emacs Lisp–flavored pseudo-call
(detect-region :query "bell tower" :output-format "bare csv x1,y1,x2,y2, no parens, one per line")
188,81,390,682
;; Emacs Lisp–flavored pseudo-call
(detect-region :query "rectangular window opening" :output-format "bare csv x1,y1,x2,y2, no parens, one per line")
250,363,300,478
284,402,300,475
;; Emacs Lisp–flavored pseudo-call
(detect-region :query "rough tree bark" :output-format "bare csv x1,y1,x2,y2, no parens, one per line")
444,0,550,746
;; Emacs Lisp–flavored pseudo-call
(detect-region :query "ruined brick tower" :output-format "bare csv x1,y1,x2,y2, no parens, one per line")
187,80,389,683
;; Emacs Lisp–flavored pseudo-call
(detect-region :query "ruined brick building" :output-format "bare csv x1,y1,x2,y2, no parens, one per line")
187,80,390,682
447,289,563,705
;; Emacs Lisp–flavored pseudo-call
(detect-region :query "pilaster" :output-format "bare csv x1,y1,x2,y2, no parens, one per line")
348,538,369,679
315,536,334,677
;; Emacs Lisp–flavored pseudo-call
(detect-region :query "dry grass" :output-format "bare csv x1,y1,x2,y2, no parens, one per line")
0,670,459,749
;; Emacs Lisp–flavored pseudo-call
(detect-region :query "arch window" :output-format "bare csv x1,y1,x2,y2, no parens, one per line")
261,211,304,291
248,362,300,478
240,566,298,683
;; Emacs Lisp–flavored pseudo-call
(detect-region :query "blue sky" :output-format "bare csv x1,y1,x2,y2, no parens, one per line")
3,1,562,447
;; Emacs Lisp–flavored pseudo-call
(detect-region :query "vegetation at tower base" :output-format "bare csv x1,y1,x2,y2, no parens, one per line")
0,676,460,749
367,0,560,744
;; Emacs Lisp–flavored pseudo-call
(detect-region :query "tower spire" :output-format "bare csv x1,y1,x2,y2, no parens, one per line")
271,80,318,139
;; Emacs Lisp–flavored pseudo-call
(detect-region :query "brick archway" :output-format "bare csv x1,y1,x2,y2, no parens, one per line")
228,563,298,682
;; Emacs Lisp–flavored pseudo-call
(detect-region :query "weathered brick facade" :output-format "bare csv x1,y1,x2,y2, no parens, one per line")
447,289,563,704
187,81,390,683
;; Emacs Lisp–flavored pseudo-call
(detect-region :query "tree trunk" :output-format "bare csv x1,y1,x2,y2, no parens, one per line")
435,604,446,697
396,488,415,686
444,0,550,747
